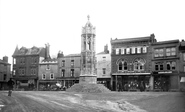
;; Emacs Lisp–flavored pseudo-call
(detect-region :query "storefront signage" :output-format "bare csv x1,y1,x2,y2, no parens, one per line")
112,72,150,75
158,71,172,74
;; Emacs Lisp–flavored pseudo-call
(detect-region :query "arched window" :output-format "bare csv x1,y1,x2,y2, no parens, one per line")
133,58,145,71
117,59,128,71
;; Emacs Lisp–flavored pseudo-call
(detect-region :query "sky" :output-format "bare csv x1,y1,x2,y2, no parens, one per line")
0,0,185,65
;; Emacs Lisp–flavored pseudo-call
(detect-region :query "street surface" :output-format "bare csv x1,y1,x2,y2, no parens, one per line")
0,91,184,112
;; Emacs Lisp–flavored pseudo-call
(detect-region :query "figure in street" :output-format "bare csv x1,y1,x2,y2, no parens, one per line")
7,78,15,96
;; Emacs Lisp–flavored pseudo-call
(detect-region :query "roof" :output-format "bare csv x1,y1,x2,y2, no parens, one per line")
65,54,81,57
151,39,179,46
97,51,109,55
111,34,155,44
12,46,45,56
0,59,10,65
180,41,185,46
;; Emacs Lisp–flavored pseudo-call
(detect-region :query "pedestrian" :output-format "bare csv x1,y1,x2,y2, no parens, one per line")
7,78,15,96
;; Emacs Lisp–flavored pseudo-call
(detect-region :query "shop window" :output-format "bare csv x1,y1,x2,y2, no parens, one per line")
133,58,145,71
137,47,141,54
50,73,54,79
71,69,74,77
103,68,106,74
42,74,46,80
183,53,185,61
131,47,135,54
126,48,130,54
166,47,176,56
118,59,128,71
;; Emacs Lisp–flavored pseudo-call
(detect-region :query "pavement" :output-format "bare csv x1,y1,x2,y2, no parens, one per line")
0,91,184,112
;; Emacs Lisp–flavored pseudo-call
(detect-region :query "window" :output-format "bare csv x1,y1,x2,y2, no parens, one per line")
118,59,128,71
71,69,74,77
121,48,125,54
13,70,16,75
46,65,50,70
71,60,74,67
102,68,106,74
137,47,141,53
61,69,65,77
116,48,119,55
4,74,7,80
184,66,185,72
19,69,22,75
102,56,106,61
143,46,147,53
131,47,135,54
22,69,25,75
62,60,65,67
133,58,145,71
14,58,16,64
126,48,130,54
166,61,176,70
155,62,163,71
183,53,185,61
166,47,176,56
154,49,164,57
42,74,46,80
50,73,54,79
33,69,36,75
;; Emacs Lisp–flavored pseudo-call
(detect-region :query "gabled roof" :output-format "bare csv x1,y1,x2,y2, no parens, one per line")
0,59,10,65
65,53,81,57
12,46,45,56
97,51,109,55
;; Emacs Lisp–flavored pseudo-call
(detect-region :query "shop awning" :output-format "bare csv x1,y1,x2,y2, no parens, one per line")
112,72,150,75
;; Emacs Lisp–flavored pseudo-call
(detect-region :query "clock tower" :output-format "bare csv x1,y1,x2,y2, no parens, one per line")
79,15,97,83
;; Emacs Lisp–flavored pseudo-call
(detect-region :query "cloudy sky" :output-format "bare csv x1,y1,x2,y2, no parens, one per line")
0,0,185,64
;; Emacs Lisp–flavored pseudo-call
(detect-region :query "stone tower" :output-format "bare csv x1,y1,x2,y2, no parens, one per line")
79,15,97,84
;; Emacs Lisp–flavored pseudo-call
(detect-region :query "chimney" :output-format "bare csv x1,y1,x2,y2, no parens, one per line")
57,51,64,58
3,56,8,63
104,44,109,54
45,43,50,59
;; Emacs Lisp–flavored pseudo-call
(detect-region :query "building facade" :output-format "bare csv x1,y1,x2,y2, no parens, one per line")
0,56,11,90
96,45,111,89
58,53,81,89
151,40,181,91
179,40,185,91
38,58,58,91
111,34,156,91
12,44,49,90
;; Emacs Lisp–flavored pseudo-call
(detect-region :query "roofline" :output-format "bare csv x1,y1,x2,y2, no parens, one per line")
151,39,179,46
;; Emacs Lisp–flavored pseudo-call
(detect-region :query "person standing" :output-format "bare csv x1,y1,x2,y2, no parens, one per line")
7,78,15,96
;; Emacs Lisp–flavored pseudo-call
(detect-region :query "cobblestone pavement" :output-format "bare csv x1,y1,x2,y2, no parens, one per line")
0,91,184,112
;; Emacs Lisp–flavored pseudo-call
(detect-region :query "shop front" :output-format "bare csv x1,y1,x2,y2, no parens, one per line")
112,73,151,91
97,78,111,90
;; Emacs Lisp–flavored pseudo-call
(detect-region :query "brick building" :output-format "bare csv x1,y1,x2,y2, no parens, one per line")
38,58,58,91
0,56,11,90
57,53,81,89
96,44,111,89
151,40,180,91
12,44,49,90
110,34,156,91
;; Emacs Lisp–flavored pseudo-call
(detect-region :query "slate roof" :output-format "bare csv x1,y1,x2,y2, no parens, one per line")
12,46,45,56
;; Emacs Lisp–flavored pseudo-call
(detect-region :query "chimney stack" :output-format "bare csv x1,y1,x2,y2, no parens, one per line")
3,56,8,63
104,44,109,54
45,43,50,59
